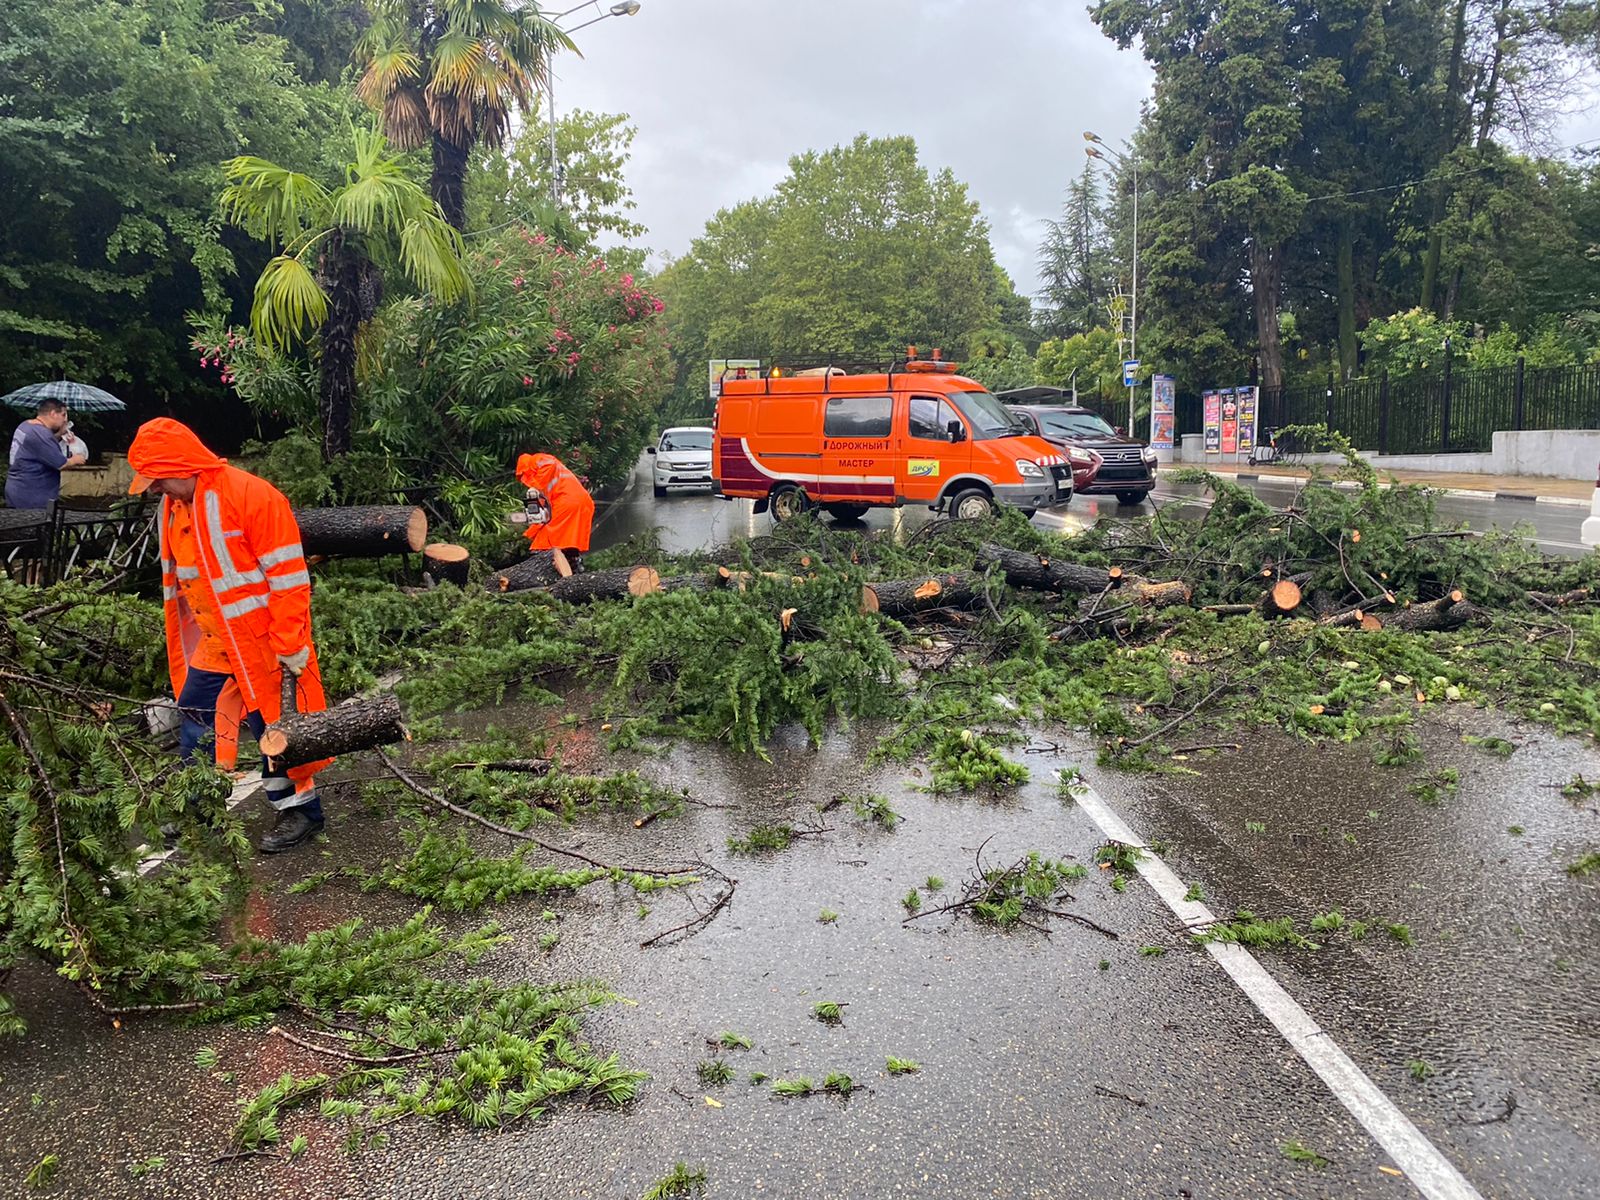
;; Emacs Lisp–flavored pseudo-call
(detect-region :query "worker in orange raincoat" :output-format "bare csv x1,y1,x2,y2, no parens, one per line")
128,418,332,853
515,452,594,566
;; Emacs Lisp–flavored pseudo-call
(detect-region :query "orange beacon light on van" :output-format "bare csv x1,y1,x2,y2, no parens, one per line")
713,357,1074,521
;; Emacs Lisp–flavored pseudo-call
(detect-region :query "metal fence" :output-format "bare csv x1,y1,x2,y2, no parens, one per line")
0,498,160,587
1253,359,1600,455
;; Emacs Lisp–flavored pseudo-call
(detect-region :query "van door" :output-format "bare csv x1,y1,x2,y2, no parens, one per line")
898,393,969,503
819,394,895,507
732,394,820,499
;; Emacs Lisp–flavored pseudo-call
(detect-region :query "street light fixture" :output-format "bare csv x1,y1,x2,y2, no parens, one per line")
546,1,642,203
1084,130,1138,439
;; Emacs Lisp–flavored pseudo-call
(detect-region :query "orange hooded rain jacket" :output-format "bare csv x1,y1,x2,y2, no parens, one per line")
515,453,595,553
129,418,331,784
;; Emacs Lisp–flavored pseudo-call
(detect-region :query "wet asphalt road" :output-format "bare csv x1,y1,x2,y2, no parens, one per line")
2,459,1597,1199
598,459,1594,558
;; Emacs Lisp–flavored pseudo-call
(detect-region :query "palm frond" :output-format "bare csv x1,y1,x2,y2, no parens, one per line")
219,157,329,245
356,47,423,106
251,255,329,351
380,84,431,150
427,29,489,94
398,214,472,303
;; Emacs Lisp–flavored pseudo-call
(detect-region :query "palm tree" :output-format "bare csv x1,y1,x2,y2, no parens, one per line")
355,1,572,230
221,125,471,460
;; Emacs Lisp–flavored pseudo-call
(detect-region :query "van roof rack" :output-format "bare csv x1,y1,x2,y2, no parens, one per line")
741,349,960,394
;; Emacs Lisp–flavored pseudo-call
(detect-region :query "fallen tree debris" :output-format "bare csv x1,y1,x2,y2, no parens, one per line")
259,675,409,772
292,505,427,558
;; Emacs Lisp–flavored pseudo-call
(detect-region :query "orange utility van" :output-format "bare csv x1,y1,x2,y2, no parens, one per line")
713,356,1076,521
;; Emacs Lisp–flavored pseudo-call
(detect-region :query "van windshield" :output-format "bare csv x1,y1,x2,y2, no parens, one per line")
954,389,1032,441
661,430,712,451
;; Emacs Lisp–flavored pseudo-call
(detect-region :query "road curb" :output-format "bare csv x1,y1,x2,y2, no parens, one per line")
1157,467,1590,509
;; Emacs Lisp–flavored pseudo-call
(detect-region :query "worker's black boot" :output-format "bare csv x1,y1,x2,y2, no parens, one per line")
258,798,324,854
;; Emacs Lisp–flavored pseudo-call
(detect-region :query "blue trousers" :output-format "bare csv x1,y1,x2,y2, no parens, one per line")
178,667,321,817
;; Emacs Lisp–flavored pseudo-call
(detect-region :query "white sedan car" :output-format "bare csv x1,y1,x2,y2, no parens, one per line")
648,426,715,497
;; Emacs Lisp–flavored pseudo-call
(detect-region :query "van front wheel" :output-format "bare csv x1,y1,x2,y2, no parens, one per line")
947,487,994,521
769,483,811,522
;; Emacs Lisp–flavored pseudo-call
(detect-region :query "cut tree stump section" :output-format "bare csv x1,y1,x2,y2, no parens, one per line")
1257,578,1303,616
491,549,572,593
423,543,470,588
292,506,427,558
865,573,984,618
549,566,661,602
1378,591,1482,633
259,675,408,772
976,544,1125,592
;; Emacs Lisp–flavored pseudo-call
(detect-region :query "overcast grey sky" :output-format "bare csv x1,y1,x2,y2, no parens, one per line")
548,0,1600,302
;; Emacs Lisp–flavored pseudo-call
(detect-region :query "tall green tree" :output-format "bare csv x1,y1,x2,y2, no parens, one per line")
656,134,1004,412
0,0,347,428
220,126,470,460
1037,161,1112,340
354,0,570,230
466,108,647,250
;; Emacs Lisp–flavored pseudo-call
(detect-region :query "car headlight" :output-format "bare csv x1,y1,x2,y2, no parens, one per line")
1141,446,1158,463
1067,447,1093,465
1017,459,1046,480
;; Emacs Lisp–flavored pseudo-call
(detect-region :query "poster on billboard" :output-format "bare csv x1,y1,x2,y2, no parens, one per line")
1237,386,1259,456
1220,388,1239,454
1150,374,1176,450
709,359,761,399
1203,391,1222,453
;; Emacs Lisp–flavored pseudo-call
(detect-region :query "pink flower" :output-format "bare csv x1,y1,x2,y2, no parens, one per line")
512,276,524,288
522,376,533,387
567,352,580,365
652,299,665,313
621,273,634,288
534,233,548,245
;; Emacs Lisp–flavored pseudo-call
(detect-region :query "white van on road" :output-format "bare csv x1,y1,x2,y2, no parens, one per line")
647,426,715,498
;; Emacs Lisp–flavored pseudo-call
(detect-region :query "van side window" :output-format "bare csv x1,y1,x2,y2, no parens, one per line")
909,395,957,441
823,395,892,438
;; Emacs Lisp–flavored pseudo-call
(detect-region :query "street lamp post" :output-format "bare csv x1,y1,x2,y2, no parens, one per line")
546,1,642,204
1084,132,1137,438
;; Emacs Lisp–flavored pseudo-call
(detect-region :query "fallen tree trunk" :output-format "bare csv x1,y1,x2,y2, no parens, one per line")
660,566,734,594
259,676,408,771
1321,607,1383,631
490,549,572,593
976,544,1124,592
292,506,427,558
423,543,470,588
1077,577,1193,616
866,573,984,618
549,566,660,602
1378,591,1480,633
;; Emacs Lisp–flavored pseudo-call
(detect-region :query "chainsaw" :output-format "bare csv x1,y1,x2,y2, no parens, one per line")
522,485,552,527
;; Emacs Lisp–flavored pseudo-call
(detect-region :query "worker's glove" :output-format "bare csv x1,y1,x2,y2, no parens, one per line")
277,647,311,676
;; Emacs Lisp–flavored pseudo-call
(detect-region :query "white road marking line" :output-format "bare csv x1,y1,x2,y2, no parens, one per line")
135,772,264,877
1069,781,1484,1200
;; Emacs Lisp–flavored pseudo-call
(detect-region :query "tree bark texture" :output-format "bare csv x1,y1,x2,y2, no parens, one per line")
293,506,428,557
976,544,1125,593
259,680,408,771
490,549,573,593
423,543,470,588
316,229,364,461
1251,239,1286,391
548,566,661,602
431,135,470,231
865,573,984,618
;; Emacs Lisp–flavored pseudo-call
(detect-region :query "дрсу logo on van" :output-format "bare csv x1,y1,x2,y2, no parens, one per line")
908,459,940,478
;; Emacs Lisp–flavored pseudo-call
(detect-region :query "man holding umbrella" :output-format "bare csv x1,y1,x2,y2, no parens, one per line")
5,396,86,508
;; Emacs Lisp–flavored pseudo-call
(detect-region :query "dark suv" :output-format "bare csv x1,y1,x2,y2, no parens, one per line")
999,387,1158,506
